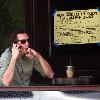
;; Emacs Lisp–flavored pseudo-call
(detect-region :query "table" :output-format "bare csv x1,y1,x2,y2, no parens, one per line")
52,77,94,85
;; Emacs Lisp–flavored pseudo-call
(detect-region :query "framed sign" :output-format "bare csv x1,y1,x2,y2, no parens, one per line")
50,0,100,55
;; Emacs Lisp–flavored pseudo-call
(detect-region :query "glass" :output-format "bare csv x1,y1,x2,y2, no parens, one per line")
66,66,74,78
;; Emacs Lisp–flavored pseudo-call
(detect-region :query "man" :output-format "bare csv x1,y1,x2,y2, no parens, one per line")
0,30,54,86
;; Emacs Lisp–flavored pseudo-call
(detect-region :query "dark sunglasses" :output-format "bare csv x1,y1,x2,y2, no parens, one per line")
18,39,30,44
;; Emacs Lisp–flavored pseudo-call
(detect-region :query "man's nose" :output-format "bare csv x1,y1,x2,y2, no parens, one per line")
25,40,29,46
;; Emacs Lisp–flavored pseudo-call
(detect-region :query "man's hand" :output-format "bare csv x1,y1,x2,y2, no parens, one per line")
25,48,39,59
11,43,21,60
27,48,38,56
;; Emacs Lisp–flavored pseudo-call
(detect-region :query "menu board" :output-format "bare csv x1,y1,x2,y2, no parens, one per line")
54,9,100,45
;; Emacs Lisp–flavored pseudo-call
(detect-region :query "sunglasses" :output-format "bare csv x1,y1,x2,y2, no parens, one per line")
18,39,30,44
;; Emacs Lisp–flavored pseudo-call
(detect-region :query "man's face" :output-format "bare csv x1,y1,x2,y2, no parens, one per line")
17,33,30,54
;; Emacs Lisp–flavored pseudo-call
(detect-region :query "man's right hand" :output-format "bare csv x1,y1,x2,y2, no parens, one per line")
11,43,21,60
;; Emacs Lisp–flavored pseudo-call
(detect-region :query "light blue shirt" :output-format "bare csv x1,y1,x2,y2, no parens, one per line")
0,48,45,86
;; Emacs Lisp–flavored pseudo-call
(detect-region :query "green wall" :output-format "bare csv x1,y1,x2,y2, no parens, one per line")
0,0,25,54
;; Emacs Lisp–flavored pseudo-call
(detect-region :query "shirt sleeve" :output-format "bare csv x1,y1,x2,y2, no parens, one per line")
0,49,11,85
33,56,45,77
0,79,4,86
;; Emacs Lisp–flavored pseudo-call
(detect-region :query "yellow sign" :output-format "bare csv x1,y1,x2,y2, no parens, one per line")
54,9,100,45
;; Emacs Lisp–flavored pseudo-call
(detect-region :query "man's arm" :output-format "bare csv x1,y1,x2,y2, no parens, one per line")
0,44,21,86
1,58,17,86
27,48,54,78
36,53,54,78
